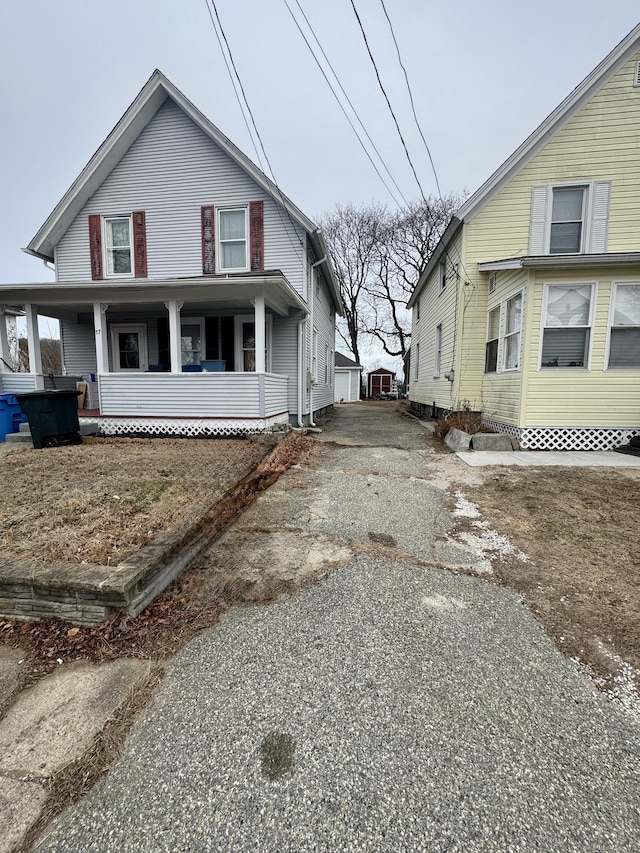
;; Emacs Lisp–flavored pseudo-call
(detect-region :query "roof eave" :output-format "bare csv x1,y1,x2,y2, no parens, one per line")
407,217,462,308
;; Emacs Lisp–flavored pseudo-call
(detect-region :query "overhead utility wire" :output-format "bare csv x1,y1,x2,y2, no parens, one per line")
378,0,442,200
202,0,305,259
349,0,428,204
375,0,473,287
285,0,408,209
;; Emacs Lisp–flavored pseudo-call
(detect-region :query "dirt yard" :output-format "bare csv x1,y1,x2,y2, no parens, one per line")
0,437,270,566
454,464,640,710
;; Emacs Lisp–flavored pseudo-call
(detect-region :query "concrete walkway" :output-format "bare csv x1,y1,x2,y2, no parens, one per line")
35,404,640,852
457,449,640,467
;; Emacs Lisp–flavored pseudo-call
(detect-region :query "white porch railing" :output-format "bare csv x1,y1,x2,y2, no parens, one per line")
97,372,289,419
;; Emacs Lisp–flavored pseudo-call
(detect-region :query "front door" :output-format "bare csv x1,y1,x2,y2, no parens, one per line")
111,324,148,372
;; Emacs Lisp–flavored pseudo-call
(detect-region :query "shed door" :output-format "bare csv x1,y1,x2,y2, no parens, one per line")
335,371,350,402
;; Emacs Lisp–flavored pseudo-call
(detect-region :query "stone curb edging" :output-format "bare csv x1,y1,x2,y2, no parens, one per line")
0,447,276,626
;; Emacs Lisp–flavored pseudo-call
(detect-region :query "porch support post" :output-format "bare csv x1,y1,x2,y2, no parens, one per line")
93,302,110,374
0,310,11,372
25,304,44,389
254,292,266,373
166,300,183,373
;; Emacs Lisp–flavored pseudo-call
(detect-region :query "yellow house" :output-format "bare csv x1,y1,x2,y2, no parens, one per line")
408,24,640,450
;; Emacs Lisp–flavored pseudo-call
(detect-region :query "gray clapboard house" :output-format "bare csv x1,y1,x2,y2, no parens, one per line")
0,70,342,435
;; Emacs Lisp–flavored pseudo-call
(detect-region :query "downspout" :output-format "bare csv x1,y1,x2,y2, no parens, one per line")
297,315,306,427
308,254,327,427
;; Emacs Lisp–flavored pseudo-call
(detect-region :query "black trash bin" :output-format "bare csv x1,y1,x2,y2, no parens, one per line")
16,391,82,449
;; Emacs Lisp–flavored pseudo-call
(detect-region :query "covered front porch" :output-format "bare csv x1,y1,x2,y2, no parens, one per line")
0,273,309,435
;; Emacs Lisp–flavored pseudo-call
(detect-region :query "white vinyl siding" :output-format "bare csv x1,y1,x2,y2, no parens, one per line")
528,181,611,254
55,100,306,294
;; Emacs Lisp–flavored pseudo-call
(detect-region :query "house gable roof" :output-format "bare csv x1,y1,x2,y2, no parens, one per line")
408,23,640,308
25,70,344,315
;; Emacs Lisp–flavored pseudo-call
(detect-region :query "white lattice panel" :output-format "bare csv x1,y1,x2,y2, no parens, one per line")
80,414,288,438
481,417,640,451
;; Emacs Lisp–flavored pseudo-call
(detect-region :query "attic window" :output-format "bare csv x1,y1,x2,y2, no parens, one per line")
635,61,640,87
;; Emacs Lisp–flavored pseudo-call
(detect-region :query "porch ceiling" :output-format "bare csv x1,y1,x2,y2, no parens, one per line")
0,272,307,321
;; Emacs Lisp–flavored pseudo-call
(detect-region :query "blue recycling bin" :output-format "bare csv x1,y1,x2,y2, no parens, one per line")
0,393,26,442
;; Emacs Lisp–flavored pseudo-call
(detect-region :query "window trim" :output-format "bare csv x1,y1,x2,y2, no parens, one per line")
438,260,447,295
606,280,640,370
233,314,272,372
502,291,523,372
416,298,421,322
217,207,249,273
180,317,205,368
548,184,588,255
485,305,501,374
103,215,134,278
538,281,596,371
434,323,442,378
415,341,420,380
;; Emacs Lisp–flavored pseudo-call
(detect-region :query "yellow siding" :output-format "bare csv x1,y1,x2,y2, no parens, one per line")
465,51,640,263
479,268,528,426
410,230,463,410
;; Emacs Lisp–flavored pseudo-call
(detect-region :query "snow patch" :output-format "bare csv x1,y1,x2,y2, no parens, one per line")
451,491,529,571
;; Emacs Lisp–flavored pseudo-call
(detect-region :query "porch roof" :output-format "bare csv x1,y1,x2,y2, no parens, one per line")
0,271,308,321
478,253,640,273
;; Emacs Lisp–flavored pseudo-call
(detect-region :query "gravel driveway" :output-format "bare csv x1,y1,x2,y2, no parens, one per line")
36,405,640,852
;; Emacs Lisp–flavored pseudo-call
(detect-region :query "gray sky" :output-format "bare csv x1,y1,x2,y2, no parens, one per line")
1,1,638,365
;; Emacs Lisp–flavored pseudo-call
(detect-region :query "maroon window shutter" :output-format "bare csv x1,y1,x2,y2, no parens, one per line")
88,215,103,280
202,205,215,274
249,201,264,271
132,211,147,278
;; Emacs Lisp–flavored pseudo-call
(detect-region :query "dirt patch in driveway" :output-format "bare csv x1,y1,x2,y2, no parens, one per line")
0,437,269,566
458,466,640,702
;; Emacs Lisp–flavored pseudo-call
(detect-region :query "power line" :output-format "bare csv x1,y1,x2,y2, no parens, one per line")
349,0,427,204
202,0,306,261
285,0,409,209
378,0,442,200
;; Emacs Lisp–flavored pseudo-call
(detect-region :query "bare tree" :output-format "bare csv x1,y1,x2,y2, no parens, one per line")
319,202,388,366
321,194,465,364
17,338,62,374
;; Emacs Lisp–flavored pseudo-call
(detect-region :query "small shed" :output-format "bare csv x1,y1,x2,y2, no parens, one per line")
367,367,396,398
334,352,362,402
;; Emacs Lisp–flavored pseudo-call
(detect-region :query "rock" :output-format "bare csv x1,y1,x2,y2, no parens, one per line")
444,427,472,452
471,433,515,451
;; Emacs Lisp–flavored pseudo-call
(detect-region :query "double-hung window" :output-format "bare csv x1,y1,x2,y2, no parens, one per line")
541,284,593,368
608,283,640,368
104,216,133,276
485,306,500,373
549,187,586,254
503,293,522,370
218,208,248,271
415,342,420,380
434,324,442,377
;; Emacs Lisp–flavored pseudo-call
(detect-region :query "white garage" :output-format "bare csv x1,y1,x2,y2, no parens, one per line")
334,353,362,403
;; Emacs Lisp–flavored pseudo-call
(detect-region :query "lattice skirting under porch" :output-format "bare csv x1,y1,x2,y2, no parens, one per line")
481,418,640,451
79,413,289,438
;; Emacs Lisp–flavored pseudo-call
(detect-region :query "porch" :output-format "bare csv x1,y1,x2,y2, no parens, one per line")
0,273,308,435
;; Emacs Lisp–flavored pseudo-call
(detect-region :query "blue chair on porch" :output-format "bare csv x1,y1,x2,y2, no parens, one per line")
201,360,226,372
